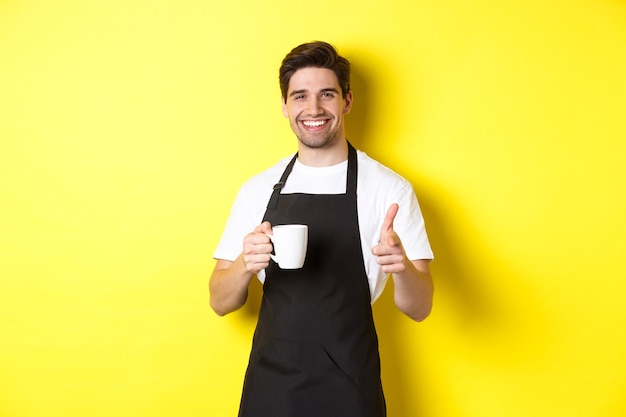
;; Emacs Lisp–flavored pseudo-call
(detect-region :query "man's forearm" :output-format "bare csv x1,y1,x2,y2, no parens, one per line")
209,256,254,316
392,259,434,321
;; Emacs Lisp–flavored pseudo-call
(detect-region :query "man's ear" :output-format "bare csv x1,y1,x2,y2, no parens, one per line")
282,97,288,117
343,90,353,114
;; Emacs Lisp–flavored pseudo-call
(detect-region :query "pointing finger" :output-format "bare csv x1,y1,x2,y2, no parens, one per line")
381,203,399,234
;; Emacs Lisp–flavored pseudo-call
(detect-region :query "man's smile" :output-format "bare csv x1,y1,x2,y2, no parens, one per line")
301,119,329,129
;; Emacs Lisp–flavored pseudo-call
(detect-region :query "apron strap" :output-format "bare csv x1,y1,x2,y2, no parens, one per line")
346,141,358,195
267,153,298,210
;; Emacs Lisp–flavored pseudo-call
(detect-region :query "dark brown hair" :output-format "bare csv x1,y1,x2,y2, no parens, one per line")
279,41,351,101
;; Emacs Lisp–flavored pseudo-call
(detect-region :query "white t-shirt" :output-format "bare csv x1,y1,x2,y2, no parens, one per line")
213,150,433,303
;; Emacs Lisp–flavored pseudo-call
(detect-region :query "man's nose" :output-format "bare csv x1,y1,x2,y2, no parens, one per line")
305,98,323,116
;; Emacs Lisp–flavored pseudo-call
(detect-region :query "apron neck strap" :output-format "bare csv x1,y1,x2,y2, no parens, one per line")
267,141,358,210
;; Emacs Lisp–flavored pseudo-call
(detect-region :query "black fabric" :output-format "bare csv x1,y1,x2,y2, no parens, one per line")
238,144,386,417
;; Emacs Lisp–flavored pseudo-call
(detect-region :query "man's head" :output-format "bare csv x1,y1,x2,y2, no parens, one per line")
279,42,353,152
279,41,351,102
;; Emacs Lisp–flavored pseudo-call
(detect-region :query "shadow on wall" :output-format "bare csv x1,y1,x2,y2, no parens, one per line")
346,50,515,416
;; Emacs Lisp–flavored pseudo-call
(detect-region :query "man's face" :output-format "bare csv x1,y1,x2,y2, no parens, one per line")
282,67,352,150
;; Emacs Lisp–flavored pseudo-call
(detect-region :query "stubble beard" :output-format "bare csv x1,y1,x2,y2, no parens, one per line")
293,122,342,150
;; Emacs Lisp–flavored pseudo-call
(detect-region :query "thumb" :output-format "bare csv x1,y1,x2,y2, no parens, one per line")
256,221,273,235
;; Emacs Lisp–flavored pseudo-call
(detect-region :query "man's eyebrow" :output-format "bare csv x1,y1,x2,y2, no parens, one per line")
288,89,307,98
288,87,339,97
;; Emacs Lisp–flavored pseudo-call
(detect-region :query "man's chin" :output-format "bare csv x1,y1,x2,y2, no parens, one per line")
296,133,339,150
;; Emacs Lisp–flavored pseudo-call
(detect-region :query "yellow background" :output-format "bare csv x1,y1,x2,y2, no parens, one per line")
1,0,625,416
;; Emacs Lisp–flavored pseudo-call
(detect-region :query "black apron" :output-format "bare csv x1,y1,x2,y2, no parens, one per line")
238,143,386,417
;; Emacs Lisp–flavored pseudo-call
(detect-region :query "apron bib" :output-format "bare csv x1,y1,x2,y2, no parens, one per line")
238,143,386,417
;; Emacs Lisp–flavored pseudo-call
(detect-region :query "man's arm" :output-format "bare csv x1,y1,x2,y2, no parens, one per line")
390,259,433,322
372,204,434,321
209,222,273,316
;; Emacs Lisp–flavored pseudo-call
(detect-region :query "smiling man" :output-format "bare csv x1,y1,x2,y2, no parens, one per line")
209,41,434,417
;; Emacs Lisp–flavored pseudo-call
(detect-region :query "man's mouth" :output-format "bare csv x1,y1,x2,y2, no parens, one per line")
301,120,328,128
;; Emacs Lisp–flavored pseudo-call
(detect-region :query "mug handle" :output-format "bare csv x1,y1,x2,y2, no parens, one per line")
265,233,279,264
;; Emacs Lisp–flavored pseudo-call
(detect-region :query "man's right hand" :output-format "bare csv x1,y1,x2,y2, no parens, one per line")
210,221,274,316
242,221,274,274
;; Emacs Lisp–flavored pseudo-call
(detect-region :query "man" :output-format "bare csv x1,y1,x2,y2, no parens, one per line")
210,41,434,417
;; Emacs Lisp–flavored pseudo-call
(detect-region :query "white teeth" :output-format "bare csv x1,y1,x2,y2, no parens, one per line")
303,120,326,127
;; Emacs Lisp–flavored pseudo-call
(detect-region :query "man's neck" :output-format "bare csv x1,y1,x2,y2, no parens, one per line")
296,139,349,167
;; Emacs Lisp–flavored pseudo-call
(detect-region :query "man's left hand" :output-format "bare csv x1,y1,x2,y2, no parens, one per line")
372,203,407,274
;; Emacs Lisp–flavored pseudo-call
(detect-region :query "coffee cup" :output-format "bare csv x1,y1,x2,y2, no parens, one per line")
266,224,308,269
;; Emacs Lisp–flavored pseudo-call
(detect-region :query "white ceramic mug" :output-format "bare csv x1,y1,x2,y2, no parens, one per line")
266,224,308,269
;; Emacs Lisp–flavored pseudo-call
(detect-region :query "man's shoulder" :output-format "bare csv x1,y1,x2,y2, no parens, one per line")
356,149,411,187
240,154,295,191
